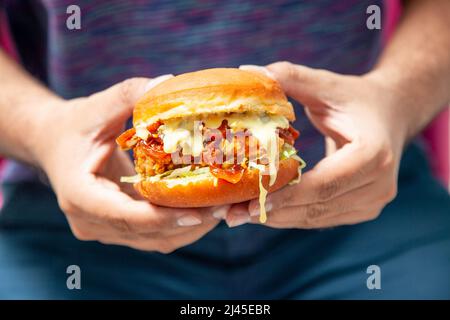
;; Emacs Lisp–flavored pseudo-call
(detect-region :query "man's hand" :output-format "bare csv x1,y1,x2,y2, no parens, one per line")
227,62,410,228
31,76,220,253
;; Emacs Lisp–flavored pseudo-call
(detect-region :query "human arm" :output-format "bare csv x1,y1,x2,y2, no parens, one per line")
226,0,450,228
0,50,219,252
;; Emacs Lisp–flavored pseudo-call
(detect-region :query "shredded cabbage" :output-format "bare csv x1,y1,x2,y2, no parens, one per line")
279,143,306,185
120,166,212,184
120,174,142,183
120,144,306,185
167,166,210,179
280,143,297,160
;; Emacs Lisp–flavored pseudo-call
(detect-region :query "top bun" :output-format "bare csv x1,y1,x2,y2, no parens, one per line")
133,68,295,126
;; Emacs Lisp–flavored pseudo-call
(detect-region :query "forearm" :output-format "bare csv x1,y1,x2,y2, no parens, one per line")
0,49,61,164
367,0,450,140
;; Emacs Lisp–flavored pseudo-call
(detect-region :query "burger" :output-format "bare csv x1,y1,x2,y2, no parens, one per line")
116,68,305,222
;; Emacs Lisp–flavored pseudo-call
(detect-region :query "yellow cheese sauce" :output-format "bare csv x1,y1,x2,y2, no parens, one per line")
137,112,290,223
258,171,268,223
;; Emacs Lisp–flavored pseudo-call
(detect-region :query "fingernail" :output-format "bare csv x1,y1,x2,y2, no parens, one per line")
239,65,275,80
145,74,174,91
212,205,230,219
226,215,250,228
177,216,202,227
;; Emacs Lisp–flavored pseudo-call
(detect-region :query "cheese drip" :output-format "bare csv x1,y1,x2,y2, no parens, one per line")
258,171,269,223
221,113,286,222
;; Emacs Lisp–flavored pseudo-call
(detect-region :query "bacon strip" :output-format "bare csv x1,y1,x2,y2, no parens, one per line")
279,126,300,146
117,120,300,185
210,164,245,184
116,128,138,150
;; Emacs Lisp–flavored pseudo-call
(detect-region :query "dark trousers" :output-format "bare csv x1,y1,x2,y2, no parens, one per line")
0,144,449,299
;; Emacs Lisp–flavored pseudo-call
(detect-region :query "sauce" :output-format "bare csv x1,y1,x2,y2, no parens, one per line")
138,112,290,223
258,171,268,223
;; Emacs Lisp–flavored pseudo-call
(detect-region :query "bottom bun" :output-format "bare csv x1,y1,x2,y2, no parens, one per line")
135,158,300,207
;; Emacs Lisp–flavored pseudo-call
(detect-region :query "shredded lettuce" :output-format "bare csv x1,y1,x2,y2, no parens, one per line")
121,166,212,184
248,161,266,171
281,144,306,167
280,143,297,160
148,166,211,182
280,143,306,185
167,166,210,179
121,144,307,184
120,174,142,183
290,154,306,169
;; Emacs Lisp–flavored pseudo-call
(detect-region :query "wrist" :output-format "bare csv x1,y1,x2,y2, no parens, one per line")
363,69,423,146
365,67,449,144
25,96,66,169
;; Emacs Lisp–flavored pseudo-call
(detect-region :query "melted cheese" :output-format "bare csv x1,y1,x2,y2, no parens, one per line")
258,171,268,223
135,126,149,140
158,118,204,156
137,112,290,223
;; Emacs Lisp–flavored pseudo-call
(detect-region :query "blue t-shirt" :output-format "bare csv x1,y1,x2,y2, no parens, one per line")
1,0,383,185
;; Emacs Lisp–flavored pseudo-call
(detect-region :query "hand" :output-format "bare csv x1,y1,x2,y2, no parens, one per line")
32,76,221,253
226,62,408,228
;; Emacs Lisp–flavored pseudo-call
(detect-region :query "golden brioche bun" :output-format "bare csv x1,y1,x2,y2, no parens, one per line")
133,68,295,127
135,158,299,207
129,68,299,208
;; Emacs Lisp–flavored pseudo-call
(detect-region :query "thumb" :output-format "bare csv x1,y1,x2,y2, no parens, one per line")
243,61,337,110
88,75,173,123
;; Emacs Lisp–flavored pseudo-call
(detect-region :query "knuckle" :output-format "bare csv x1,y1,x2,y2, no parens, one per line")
57,198,77,216
71,226,93,241
118,78,139,106
382,182,398,203
156,240,176,254
305,203,328,221
108,215,135,233
297,216,319,229
277,187,296,208
317,178,340,201
269,61,297,80
365,208,382,221
271,60,292,69
147,216,166,231
274,60,294,70
279,61,298,80
97,238,115,246
377,144,395,172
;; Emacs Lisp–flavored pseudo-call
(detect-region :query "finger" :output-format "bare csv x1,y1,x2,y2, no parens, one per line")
69,206,218,242
225,202,251,228
98,148,134,180
312,208,382,228
87,74,173,125
325,136,337,156
207,204,231,220
248,142,380,215
239,65,276,80
99,217,220,253
156,208,219,235
66,216,116,241
100,148,140,198
256,207,381,230
250,176,395,228
64,174,207,233
265,61,339,110
241,62,338,109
